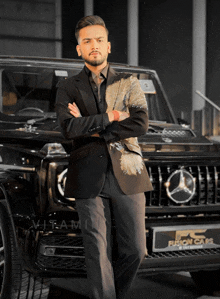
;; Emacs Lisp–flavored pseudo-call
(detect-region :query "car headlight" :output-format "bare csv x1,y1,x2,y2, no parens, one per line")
48,162,75,207
57,168,67,196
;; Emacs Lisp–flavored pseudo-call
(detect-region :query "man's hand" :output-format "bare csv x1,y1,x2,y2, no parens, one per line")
107,111,130,122
68,102,81,118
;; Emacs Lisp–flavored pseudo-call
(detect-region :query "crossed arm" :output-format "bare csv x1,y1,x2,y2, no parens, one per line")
68,102,129,137
56,75,148,142
68,102,129,122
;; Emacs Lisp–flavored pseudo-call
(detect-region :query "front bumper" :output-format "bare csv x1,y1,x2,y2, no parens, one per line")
28,217,220,278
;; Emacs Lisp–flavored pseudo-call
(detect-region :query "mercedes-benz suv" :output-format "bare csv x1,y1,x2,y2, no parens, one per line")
0,56,220,298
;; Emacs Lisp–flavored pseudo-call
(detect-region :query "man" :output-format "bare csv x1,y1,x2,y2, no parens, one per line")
56,15,153,299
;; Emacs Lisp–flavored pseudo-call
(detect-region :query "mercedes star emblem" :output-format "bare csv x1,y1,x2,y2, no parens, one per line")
164,169,196,204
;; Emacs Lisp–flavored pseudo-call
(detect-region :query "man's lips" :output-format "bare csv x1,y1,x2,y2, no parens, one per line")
90,51,101,56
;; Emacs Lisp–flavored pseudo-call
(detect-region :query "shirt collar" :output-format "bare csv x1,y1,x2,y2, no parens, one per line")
84,64,109,80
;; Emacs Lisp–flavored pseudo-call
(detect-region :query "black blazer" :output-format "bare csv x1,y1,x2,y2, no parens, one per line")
56,66,153,199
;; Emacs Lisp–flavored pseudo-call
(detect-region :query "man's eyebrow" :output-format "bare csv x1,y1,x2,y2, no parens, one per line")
82,36,105,41
82,38,91,41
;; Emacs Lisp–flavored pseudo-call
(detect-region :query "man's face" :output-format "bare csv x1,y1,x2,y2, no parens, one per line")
76,25,111,67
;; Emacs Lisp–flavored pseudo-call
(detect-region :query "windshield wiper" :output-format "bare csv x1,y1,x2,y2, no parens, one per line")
26,113,56,126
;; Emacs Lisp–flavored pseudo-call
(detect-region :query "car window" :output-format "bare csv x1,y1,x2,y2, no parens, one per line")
0,67,79,118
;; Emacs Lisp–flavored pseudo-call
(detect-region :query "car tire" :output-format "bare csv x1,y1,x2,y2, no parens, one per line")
190,269,220,295
0,201,50,299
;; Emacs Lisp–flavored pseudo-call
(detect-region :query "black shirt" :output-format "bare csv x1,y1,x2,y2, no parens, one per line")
84,64,109,114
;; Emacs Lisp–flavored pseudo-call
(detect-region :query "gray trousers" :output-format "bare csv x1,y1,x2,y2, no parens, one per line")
76,168,146,299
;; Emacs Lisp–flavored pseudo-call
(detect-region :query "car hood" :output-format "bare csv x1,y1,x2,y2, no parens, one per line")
138,121,219,156
0,115,64,143
0,116,215,155
139,121,211,145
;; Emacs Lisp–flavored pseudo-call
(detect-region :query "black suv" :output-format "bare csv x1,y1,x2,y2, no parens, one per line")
0,56,220,298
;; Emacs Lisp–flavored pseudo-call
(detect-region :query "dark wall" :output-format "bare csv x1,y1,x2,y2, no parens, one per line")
62,0,193,122
94,0,127,64
62,0,127,63
62,1,84,59
139,0,192,121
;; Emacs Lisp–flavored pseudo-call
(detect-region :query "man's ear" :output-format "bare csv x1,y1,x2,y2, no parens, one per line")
76,45,82,57
107,42,111,54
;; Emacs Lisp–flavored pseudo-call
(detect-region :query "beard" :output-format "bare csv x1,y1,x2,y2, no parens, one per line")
81,52,108,67
84,58,104,66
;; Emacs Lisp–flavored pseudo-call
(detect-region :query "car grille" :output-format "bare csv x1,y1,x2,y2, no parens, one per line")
146,165,220,207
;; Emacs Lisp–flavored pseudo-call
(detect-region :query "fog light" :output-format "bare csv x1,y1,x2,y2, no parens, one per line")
44,247,56,255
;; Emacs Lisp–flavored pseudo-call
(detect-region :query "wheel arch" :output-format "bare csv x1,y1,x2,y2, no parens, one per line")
0,170,37,216
0,181,19,250
0,185,51,298
0,171,37,246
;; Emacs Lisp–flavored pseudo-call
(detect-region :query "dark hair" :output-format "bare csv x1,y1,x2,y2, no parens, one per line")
75,15,109,42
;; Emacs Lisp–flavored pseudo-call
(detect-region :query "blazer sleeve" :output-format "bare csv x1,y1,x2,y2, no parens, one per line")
99,76,149,143
55,81,110,139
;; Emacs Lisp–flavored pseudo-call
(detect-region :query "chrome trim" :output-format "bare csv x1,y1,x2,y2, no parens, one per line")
197,166,202,204
39,244,84,259
0,164,36,172
158,166,162,205
205,166,210,204
214,166,218,204
148,166,153,205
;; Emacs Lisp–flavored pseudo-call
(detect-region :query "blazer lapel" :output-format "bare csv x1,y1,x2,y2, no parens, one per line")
74,68,98,116
106,66,122,113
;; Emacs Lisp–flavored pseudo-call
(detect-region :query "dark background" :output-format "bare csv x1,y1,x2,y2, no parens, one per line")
62,0,220,124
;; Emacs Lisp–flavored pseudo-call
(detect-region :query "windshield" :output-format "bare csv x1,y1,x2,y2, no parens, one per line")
0,67,80,118
0,65,175,124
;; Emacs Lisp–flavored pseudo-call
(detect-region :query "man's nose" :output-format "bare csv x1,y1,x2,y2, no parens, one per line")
91,40,99,49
